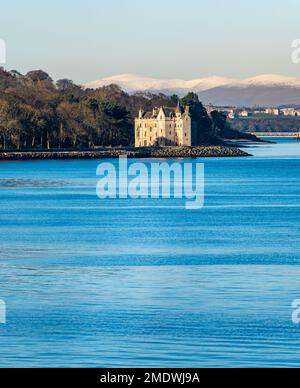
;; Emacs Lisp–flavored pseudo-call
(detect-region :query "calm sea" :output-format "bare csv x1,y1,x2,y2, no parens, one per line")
0,138,300,367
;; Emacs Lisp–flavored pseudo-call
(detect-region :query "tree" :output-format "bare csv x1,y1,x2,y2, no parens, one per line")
56,79,75,92
170,94,180,105
210,110,227,136
26,70,52,82
181,92,214,145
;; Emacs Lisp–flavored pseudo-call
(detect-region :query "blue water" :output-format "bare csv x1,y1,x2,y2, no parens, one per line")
0,138,300,367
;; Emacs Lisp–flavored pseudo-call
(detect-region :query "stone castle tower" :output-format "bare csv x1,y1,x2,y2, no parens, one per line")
135,103,192,147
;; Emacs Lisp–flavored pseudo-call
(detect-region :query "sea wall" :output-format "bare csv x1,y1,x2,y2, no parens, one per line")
0,146,250,161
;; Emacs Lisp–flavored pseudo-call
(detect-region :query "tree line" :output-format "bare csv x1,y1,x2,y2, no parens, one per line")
231,116,300,134
0,67,249,150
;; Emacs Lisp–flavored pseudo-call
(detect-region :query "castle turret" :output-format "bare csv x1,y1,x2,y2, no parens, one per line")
175,101,181,113
152,107,158,117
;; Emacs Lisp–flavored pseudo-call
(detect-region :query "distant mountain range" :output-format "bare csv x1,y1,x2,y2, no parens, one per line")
85,74,300,107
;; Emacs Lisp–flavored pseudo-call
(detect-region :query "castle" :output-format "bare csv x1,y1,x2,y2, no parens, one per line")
135,103,192,147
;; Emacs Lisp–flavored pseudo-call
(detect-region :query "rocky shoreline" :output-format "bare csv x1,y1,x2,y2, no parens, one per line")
0,146,251,161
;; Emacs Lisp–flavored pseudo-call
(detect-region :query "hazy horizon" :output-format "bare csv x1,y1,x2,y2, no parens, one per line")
1,0,300,84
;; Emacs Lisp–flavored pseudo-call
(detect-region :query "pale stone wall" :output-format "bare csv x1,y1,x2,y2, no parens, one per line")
135,119,159,147
181,114,192,146
135,106,191,147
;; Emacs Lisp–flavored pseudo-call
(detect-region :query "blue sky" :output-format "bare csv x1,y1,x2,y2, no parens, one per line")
1,0,300,83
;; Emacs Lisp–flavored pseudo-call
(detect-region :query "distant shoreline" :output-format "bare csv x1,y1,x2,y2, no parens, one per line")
248,132,299,138
0,146,251,161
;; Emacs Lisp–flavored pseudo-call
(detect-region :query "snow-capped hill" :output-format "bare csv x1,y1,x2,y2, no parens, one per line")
232,74,300,88
85,73,300,93
192,76,236,91
85,73,184,92
85,73,300,106
85,74,235,93
85,74,159,92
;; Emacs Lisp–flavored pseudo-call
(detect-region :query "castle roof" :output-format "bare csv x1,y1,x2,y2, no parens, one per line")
162,107,178,117
143,112,154,119
139,105,186,119
175,101,183,114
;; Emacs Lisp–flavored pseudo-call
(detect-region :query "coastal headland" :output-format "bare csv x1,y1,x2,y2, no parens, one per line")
0,146,250,161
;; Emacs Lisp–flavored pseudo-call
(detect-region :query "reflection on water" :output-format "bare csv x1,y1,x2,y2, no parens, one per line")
0,138,300,367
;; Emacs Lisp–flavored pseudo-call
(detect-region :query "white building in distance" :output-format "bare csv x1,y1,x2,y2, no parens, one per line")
281,108,296,116
135,104,191,147
265,108,280,115
239,110,249,117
